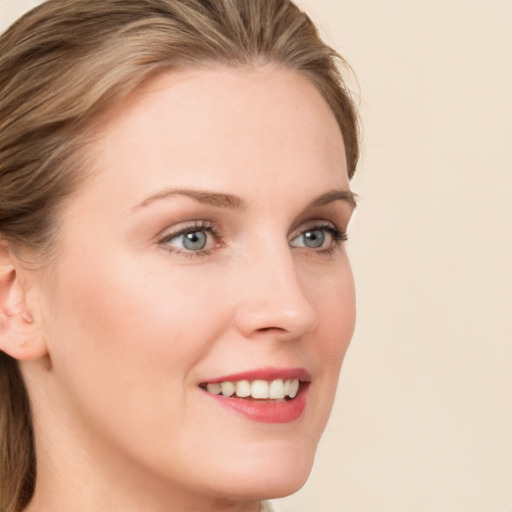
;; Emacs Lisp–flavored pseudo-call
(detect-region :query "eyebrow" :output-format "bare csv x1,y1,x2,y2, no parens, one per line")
132,187,356,212
309,189,358,209
133,188,245,211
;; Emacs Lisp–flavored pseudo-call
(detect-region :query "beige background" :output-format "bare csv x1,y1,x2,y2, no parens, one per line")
1,1,511,511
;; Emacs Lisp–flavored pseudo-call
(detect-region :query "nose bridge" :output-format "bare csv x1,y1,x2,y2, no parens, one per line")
233,238,318,339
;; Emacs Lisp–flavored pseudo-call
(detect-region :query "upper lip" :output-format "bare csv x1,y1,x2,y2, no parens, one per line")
200,367,311,384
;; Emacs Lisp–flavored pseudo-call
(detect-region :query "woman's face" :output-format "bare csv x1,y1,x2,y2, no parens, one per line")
29,66,356,505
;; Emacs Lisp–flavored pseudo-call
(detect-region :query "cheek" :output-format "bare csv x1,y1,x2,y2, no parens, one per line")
309,256,356,358
41,251,231,421
323,277,356,364
48,252,221,355
330,277,355,382
308,259,355,423
39,252,235,471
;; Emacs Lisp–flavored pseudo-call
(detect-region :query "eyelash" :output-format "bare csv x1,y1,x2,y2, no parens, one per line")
301,223,348,255
158,220,347,258
158,221,220,258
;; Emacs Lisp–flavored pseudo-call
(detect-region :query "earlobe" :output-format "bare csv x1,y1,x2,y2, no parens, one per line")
0,241,48,360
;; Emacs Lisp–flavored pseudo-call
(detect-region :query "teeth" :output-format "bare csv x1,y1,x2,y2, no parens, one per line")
220,381,235,397
206,382,222,395
251,380,269,399
205,378,301,400
288,379,300,399
269,379,285,399
235,380,251,398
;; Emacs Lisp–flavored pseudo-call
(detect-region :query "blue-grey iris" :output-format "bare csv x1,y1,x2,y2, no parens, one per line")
303,229,325,248
183,231,207,250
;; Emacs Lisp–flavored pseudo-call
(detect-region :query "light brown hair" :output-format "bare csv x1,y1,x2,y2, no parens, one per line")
0,1,359,510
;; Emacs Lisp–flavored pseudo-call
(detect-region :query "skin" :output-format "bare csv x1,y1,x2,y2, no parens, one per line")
8,65,356,512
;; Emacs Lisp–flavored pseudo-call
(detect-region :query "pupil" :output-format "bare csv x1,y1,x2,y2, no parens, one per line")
184,231,207,250
304,230,324,248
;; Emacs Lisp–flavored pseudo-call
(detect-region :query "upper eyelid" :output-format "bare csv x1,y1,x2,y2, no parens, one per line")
157,218,344,238
158,218,340,235
157,220,215,240
295,201,352,226
292,223,346,241
290,218,343,237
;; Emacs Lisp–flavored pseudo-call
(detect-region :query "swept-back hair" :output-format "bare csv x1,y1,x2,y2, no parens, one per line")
0,1,359,510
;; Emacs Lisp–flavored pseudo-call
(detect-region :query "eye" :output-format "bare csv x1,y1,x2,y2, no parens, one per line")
176,230,208,251
290,224,346,252
158,221,220,255
300,229,326,249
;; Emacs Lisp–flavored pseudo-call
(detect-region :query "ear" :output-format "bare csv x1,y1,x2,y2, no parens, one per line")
0,240,48,360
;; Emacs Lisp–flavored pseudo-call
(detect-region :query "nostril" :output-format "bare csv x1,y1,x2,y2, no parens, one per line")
233,286,318,339
254,326,294,338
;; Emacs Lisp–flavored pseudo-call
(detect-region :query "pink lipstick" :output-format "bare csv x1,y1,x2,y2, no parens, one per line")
200,367,310,423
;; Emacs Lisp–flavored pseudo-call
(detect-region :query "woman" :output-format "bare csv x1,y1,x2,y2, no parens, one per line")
0,1,359,511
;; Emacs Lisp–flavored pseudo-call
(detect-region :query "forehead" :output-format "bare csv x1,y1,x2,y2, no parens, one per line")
87,65,349,206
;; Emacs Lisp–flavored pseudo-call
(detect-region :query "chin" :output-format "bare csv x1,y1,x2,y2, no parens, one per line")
214,468,312,503
252,462,312,500
204,439,316,502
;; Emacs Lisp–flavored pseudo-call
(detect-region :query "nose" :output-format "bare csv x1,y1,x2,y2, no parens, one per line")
232,243,319,341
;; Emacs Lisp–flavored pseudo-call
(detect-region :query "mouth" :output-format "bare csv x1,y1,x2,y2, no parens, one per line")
199,378,302,401
198,369,310,423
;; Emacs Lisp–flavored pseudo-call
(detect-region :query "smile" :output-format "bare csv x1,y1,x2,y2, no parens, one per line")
199,369,310,423
201,378,301,401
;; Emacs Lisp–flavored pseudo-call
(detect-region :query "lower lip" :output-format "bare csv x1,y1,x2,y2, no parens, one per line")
204,385,308,424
